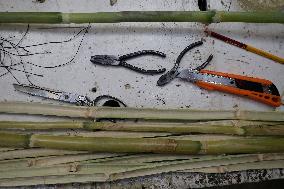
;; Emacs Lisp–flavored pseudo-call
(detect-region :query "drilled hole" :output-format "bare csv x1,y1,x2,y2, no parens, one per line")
264,96,270,99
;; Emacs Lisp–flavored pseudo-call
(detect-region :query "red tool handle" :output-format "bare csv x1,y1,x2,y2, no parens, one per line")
197,70,281,107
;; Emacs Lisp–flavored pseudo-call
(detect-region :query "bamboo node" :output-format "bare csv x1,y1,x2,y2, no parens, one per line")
62,13,70,24
212,10,221,23
68,163,79,172
217,166,226,173
27,159,36,167
235,109,242,120
257,154,264,161
29,135,36,148
199,141,208,154
85,107,94,119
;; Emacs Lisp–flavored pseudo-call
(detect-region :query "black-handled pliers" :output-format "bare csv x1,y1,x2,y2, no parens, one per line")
90,50,166,74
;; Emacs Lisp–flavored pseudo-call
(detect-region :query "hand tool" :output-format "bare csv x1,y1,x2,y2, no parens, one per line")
13,84,126,107
157,41,282,107
205,29,284,65
90,50,166,74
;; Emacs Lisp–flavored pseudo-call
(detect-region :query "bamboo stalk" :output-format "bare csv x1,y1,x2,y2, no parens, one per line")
0,121,85,130
1,120,284,136
0,11,283,24
1,132,284,155
106,153,284,180
0,148,87,161
0,153,282,180
0,153,123,170
81,121,284,136
0,174,108,187
0,153,283,186
1,101,284,121
185,160,284,173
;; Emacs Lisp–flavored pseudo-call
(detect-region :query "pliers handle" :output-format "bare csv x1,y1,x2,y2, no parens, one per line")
90,50,166,74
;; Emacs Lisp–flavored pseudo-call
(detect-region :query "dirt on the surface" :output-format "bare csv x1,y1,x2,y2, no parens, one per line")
238,0,284,11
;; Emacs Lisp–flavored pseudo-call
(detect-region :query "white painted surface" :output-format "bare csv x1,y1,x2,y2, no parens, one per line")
0,0,283,122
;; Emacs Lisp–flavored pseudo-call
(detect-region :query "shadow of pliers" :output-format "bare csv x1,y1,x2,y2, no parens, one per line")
90,50,166,74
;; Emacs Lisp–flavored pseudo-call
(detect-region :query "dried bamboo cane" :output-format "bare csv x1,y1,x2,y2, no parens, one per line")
0,101,283,121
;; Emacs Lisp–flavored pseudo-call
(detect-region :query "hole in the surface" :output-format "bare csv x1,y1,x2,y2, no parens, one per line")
91,87,97,93
103,100,121,107
64,95,69,99
198,0,207,11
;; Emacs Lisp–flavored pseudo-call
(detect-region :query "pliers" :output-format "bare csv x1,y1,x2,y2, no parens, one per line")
90,50,166,74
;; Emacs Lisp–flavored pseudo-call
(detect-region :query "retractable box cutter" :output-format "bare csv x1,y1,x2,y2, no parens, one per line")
157,41,282,107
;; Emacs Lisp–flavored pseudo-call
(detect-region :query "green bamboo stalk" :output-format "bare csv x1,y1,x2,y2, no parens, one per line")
1,132,284,155
87,121,284,136
1,101,284,121
0,11,283,24
0,132,29,148
1,120,283,136
0,121,85,130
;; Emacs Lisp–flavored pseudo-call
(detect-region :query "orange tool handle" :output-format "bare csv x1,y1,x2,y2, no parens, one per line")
197,70,281,107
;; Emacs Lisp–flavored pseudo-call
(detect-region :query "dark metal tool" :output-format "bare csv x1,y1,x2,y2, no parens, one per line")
90,50,166,74
13,84,126,107
157,41,281,107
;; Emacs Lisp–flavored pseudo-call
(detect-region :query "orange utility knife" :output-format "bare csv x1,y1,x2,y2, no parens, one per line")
177,68,281,107
157,41,281,107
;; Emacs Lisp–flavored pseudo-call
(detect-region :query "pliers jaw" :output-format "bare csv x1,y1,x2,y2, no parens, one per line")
157,68,179,86
90,55,120,66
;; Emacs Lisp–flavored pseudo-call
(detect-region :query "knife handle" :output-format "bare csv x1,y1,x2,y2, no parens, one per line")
196,70,282,107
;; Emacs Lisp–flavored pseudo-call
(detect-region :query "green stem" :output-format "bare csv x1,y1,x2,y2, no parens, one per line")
1,132,284,155
0,11,283,24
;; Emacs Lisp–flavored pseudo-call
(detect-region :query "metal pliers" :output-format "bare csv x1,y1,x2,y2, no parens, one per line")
90,50,166,74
